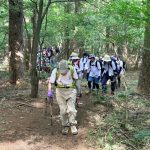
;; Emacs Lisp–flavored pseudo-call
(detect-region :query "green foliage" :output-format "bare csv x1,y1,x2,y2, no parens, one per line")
0,1,8,55
88,71,150,149
0,0,148,56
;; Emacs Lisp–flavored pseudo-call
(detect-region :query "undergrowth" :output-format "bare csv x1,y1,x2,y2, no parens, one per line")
88,73,150,150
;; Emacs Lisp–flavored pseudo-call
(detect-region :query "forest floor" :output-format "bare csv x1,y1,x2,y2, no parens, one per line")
0,70,150,150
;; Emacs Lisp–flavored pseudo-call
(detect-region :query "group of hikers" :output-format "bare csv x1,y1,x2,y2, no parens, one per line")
47,52,126,135
36,47,60,72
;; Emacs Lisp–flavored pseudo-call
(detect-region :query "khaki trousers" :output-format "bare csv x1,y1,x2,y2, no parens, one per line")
56,88,77,126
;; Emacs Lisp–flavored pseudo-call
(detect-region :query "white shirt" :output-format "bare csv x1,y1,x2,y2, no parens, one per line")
85,59,90,73
50,68,78,86
85,60,101,77
73,61,84,78
116,60,125,75
80,57,88,70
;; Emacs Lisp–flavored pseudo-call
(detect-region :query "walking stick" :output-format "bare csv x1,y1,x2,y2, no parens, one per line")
48,96,53,126
45,96,53,126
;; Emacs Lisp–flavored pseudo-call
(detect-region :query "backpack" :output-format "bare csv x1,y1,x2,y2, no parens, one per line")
89,60,98,68
110,58,119,74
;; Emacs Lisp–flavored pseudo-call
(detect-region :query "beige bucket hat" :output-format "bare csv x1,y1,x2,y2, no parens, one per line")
102,54,111,62
70,52,79,60
58,60,69,74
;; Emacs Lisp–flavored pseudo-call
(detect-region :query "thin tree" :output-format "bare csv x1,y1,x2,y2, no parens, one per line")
30,0,86,98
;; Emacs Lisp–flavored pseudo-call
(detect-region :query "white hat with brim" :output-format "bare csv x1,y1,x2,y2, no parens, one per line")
59,60,68,74
71,56,80,60
70,52,78,57
102,55,111,62
95,57,99,61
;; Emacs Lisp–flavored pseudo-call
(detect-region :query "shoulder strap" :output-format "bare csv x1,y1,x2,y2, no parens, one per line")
111,60,118,72
56,68,59,80
69,65,74,78
82,57,84,62
90,60,98,68
96,61,98,67
77,60,80,68
89,60,91,66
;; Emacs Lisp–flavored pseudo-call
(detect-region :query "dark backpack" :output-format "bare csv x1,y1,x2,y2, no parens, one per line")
89,60,98,68
110,59,119,74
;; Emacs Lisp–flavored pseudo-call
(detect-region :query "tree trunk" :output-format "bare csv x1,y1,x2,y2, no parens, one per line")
64,28,70,59
9,0,24,84
134,49,141,70
24,15,32,71
64,3,71,59
75,0,80,13
106,26,110,53
138,0,150,95
30,0,50,98
25,37,32,70
30,7,42,98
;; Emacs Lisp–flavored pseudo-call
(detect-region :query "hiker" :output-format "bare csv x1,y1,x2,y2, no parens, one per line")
55,46,61,55
46,47,53,62
70,52,83,106
85,54,101,92
47,59,78,135
101,54,118,95
115,55,126,88
80,52,89,78
80,52,89,70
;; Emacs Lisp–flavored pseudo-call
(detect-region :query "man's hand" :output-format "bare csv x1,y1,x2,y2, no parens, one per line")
47,90,53,98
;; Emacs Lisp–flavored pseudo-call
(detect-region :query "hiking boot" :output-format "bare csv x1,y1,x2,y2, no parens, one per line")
77,93,82,97
111,91,115,95
62,126,69,135
79,93,82,97
71,125,78,135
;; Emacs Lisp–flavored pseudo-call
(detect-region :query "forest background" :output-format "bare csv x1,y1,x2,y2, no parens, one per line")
0,0,150,149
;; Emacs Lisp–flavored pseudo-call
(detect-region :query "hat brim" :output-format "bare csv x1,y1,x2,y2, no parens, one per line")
71,57,79,60
89,57,95,59
102,58,111,62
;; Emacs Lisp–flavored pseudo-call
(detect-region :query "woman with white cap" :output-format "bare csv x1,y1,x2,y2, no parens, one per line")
85,54,101,92
70,52,83,106
101,54,118,95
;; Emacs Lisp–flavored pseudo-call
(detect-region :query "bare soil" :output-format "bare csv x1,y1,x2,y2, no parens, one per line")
0,80,108,150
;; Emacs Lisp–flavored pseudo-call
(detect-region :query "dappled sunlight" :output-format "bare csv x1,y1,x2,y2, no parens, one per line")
0,0,150,148
31,101,45,108
87,110,106,127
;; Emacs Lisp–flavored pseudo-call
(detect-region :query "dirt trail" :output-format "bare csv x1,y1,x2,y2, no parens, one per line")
0,81,107,150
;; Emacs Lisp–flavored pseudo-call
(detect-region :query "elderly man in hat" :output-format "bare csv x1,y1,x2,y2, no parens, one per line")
47,59,78,135
101,54,118,95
